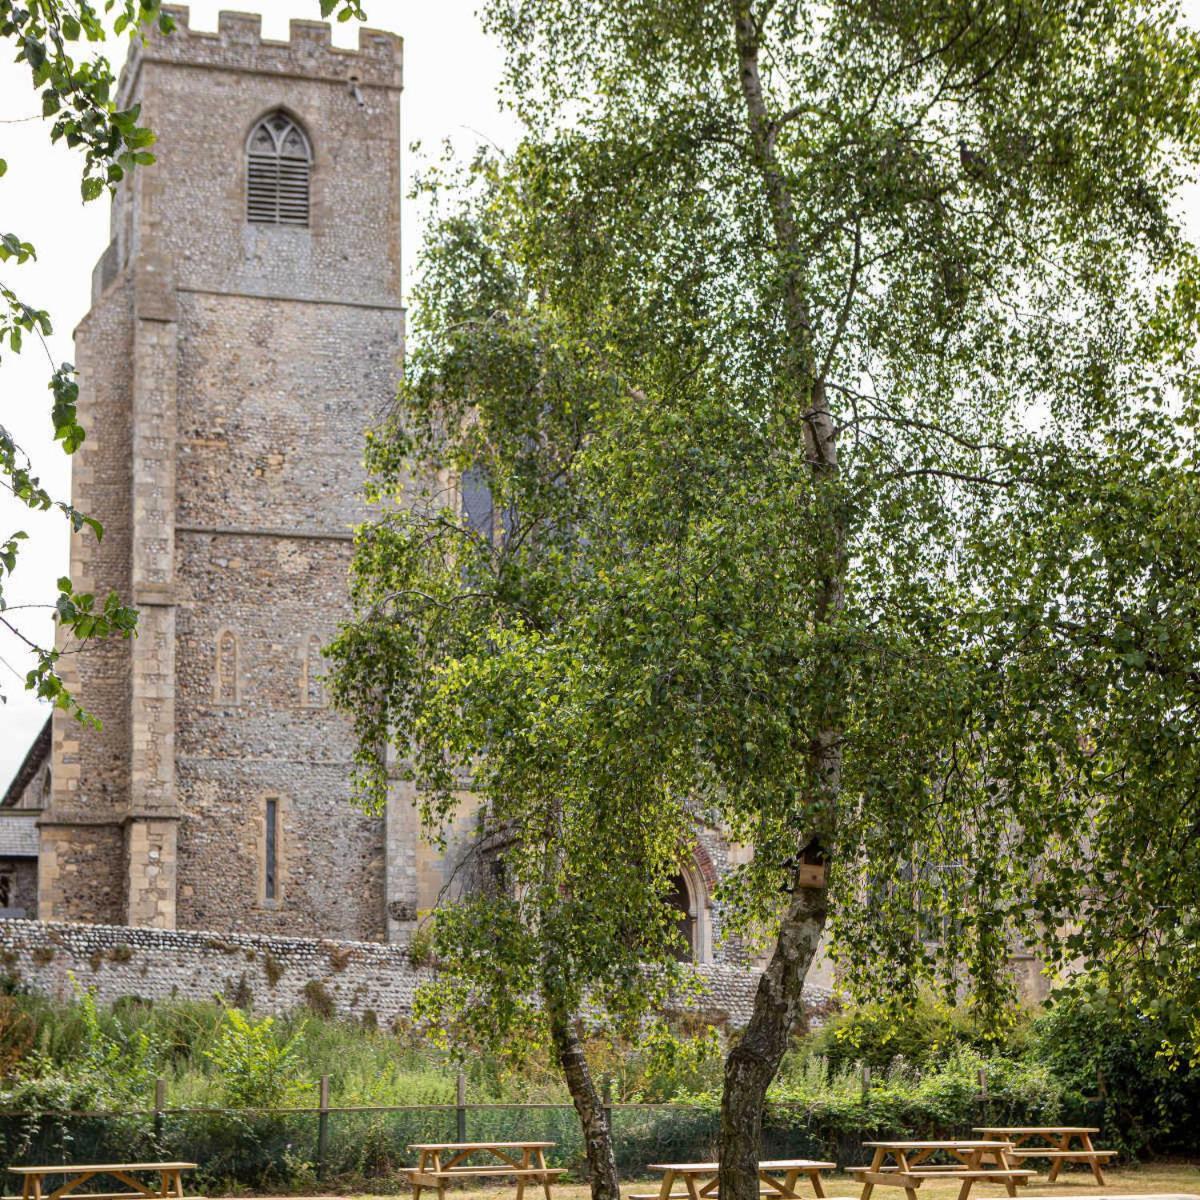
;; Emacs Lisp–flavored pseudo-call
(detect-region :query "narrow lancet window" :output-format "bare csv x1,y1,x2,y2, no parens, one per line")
246,112,311,226
264,797,279,901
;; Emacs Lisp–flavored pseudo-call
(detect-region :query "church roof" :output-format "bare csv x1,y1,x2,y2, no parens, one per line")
1,716,51,809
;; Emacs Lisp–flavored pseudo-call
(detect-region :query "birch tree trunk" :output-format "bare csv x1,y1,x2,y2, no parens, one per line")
717,878,830,1200
719,4,847,1198
547,994,623,1200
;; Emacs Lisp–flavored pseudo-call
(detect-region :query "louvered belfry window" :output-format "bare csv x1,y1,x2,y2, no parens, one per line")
246,112,311,226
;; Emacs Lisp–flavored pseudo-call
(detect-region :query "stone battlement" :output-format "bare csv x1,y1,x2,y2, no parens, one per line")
118,5,403,102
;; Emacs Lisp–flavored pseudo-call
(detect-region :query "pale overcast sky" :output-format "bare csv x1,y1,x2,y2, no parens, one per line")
1,1,1198,788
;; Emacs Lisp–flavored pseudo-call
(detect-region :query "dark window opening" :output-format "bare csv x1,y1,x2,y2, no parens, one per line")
665,872,695,962
265,798,279,901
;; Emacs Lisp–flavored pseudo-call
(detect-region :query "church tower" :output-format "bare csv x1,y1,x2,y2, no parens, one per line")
36,7,404,934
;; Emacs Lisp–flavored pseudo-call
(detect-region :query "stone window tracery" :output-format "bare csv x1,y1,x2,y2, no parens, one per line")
246,112,311,226
214,629,239,704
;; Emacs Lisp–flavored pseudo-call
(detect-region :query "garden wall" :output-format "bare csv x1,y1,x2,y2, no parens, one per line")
0,919,775,1027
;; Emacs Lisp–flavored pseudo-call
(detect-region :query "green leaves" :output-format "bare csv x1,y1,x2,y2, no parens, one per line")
0,233,37,264
0,0,173,718
337,0,1200,1066
319,0,367,21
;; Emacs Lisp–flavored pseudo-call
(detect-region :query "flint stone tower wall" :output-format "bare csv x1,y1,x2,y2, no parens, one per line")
38,7,404,939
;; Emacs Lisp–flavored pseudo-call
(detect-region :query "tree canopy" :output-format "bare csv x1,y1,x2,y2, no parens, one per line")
331,0,1200,1194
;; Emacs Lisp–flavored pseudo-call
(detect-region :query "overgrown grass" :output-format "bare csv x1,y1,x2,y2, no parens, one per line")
0,982,1197,1193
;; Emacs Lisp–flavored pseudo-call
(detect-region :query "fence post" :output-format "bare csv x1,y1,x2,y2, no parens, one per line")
153,1077,166,1145
978,1066,988,1122
861,1065,871,1098
317,1074,330,1179
602,1074,613,1132
456,1071,467,1143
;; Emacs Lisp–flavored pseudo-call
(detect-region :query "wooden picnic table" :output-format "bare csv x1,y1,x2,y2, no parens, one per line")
6,1162,196,1200
637,1158,838,1200
848,1140,1033,1200
405,1141,564,1200
973,1127,1115,1186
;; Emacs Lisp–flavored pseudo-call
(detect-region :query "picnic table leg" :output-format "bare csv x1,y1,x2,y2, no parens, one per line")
895,1152,917,1200
535,1147,554,1200
999,1153,1018,1197
658,1170,677,1200
1080,1134,1106,1186
1046,1135,1069,1184
952,1147,975,1200
860,1147,886,1200
516,1145,529,1200
433,1151,446,1200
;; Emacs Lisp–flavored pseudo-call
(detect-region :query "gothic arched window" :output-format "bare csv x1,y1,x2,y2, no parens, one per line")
214,629,239,704
665,871,696,962
246,112,311,226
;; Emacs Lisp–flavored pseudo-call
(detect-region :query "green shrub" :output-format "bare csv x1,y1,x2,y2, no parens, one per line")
202,1008,310,1109
801,994,1029,1072
1028,981,1200,1156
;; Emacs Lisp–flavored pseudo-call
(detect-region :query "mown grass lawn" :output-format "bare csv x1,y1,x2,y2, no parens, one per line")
331,1164,1200,1200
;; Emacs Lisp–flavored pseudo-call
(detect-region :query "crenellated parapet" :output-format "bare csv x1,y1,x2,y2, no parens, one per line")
117,5,403,107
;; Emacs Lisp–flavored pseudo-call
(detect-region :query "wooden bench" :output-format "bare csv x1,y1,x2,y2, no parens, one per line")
848,1169,1035,1184
974,1126,1116,1185
5,1163,196,1200
639,1159,838,1200
853,1141,1033,1200
405,1142,563,1200
1004,1152,1117,1161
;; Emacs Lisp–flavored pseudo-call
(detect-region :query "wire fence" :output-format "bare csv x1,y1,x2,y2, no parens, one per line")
0,1069,1102,1192
0,1101,733,1189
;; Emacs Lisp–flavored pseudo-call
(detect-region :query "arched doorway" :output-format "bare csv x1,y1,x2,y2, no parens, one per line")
665,872,695,961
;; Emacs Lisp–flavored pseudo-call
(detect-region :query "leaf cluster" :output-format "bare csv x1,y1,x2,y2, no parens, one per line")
334,0,1200,1051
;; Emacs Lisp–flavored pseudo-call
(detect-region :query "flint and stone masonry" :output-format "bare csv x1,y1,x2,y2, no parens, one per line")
26,7,405,939
0,7,781,1002
0,919,779,1028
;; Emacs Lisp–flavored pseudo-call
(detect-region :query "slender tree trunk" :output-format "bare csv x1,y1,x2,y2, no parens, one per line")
538,787,622,1200
720,6,848,1200
717,875,830,1200
547,996,623,1200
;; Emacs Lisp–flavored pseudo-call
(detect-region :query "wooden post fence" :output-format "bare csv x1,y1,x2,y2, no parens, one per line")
317,1074,331,1177
153,1077,166,1144
456,1071,467,1143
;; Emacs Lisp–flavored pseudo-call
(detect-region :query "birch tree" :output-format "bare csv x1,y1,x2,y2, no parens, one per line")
332,0,1200,1193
